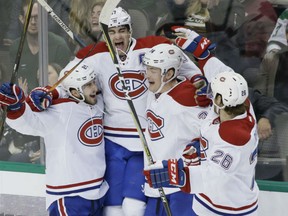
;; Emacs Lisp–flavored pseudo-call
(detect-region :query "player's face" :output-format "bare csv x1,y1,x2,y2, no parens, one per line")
90,5,102,32
108,26,131,54
145,65,162,93
82,80,98,105
20,3,39,35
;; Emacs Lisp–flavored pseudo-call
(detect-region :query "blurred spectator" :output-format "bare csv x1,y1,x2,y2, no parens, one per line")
69,0,105,53
9,1,71,93
261,8,288,105
19,63,62,96
37,62,62,86
166,0,190,22
249,87,288,140
3,0,71,47
238,0,277,57
157,0,245,72
230,0,277,92
0,126,40,163
47,63,62,86
0,1,13,49
119,0,169,34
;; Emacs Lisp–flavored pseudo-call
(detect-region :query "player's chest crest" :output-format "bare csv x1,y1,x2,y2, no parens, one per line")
78,116,104,146
146,110,165,141
109,70,148,100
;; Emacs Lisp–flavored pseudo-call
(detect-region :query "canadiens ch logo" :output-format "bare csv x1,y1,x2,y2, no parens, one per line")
78,116,103,146
146,110,164,141
109,70,148,100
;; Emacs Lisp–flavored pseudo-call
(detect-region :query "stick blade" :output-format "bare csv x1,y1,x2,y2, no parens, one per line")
99,0,121,25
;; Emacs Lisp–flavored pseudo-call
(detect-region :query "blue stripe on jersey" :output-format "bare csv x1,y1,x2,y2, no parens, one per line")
104,132,140,138
46,184,102,195
195,195,258,215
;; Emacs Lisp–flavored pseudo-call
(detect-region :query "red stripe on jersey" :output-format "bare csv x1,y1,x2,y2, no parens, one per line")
199,193,258,211
52,98,78,105
47,177,104,189
104,126,145,132
168,79,198,107
58,198,67,216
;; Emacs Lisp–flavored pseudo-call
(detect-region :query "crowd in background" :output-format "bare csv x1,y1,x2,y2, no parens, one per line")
0,0,287,183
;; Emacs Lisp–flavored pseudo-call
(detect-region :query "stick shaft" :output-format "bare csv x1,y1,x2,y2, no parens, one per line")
99,1,172,214
0,0,34,140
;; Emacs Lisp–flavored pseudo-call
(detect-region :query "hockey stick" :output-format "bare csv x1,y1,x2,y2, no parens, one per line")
37,0,87,47
99,1,172,215
0,0,34,140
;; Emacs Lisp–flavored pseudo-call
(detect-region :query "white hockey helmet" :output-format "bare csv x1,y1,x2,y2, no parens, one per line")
108,7,132,30
210,71,248,107
143,43,183,79
59,61,96,101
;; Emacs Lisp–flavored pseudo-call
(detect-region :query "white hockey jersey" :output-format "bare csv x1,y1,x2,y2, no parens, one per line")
74,36,201,151
144,78,209,197
6,95,108,209
185,101,259,215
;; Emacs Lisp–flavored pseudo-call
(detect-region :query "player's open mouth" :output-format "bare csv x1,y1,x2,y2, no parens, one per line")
115,42,124,50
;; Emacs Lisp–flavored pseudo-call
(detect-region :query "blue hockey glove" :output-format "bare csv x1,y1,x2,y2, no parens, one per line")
173,27,216,59
191,74,211,107
0,82,25,111
143,158,186,189
182,139,201,166
27,87,52,112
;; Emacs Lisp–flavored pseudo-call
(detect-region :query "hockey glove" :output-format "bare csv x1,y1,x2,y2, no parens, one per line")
0,82,25,111
27,87,52,112
182,139,201,166
173,27,216,59
190,74,211,107
143,158,186,189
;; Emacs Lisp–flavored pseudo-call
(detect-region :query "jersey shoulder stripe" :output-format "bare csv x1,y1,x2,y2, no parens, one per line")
219,104,255,146
168,79,198,106
76,42,108,59
134,35,171,50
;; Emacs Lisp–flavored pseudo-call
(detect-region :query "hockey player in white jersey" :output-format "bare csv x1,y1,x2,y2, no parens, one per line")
142,43,210,216
70,7,205,216
144,71,259,216
0,61,108,215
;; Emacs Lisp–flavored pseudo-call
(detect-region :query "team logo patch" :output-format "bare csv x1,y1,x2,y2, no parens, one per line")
109,70,148,100
146,110,164,141
78,116,103,146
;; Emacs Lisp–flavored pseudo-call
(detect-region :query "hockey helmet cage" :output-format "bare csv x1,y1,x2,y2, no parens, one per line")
210,71,248,107
108,7,131,30
143,43,183,79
